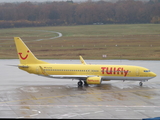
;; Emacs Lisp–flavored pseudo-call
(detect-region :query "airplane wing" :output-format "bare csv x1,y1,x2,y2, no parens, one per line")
45,74,98,80
49,75,88,80
39,66,96,80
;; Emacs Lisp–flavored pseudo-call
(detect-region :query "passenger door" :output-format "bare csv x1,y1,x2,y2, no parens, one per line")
136,68,139,76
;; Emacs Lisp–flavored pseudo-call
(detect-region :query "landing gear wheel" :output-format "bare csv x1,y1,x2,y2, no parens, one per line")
78,80,83,87
84,81,88,87
139,82,143,86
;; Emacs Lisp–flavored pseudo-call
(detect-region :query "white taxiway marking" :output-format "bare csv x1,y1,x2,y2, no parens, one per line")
35,31,62,41
29,114,38,117
81,113,90,115
18,109,41,118
52,113,79,119
116,110,126,112
94,110,104,113
134,110,145,112
32,109,41,113
154,111,160,112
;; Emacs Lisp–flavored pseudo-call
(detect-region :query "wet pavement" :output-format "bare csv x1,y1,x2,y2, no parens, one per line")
0,59,160,119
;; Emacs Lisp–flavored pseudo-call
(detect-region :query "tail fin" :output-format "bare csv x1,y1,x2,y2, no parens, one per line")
14,37,48,64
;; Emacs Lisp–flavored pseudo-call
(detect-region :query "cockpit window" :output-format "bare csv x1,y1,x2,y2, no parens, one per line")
144,70,150,72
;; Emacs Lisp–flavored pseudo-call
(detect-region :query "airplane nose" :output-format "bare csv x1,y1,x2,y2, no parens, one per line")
151,72,157,77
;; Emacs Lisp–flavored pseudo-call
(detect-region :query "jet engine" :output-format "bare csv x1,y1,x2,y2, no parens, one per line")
86,77,102,84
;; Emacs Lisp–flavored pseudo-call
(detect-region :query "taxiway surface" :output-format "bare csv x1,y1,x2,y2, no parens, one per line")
0,59,160,119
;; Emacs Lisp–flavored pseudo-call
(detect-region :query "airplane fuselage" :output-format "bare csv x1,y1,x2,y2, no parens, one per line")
19,64,156,81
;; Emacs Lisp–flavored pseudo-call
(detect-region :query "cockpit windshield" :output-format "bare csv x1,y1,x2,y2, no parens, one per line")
144,70,150,72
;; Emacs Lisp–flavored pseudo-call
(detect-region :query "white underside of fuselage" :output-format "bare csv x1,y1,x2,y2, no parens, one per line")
38,74,153,82
101,76,153,81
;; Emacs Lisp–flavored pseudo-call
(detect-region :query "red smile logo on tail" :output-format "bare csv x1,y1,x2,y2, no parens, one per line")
18,50,30,60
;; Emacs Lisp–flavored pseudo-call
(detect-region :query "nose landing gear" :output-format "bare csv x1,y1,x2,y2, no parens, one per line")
139,81,143,86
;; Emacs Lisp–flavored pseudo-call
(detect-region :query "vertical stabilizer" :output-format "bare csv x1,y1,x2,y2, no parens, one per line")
14,37,48,64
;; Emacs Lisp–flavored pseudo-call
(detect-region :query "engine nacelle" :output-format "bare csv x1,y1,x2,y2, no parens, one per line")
86,77,102,84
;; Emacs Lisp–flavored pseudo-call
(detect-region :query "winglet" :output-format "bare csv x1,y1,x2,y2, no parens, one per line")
79,56,87,65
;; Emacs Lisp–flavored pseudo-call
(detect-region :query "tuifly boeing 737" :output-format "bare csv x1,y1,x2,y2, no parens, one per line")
14,37,156,87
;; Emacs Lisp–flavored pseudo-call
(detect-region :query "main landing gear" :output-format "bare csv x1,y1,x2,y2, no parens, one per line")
77,80,88,87
78,80,83,87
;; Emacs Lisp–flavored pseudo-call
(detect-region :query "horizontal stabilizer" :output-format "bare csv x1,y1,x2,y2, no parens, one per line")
7,64,18,67
7,64,29,68
18,65,29,68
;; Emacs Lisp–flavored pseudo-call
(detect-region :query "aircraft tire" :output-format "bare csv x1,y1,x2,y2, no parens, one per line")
139,82,143,86
84,81,88,87
78,81,83,87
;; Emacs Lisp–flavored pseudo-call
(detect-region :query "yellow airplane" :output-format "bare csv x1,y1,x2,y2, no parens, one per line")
14,37,156,87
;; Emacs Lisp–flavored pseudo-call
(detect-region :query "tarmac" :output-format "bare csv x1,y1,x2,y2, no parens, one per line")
0,59,160,119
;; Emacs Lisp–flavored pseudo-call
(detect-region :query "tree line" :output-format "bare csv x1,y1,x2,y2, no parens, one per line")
0,0,160,28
